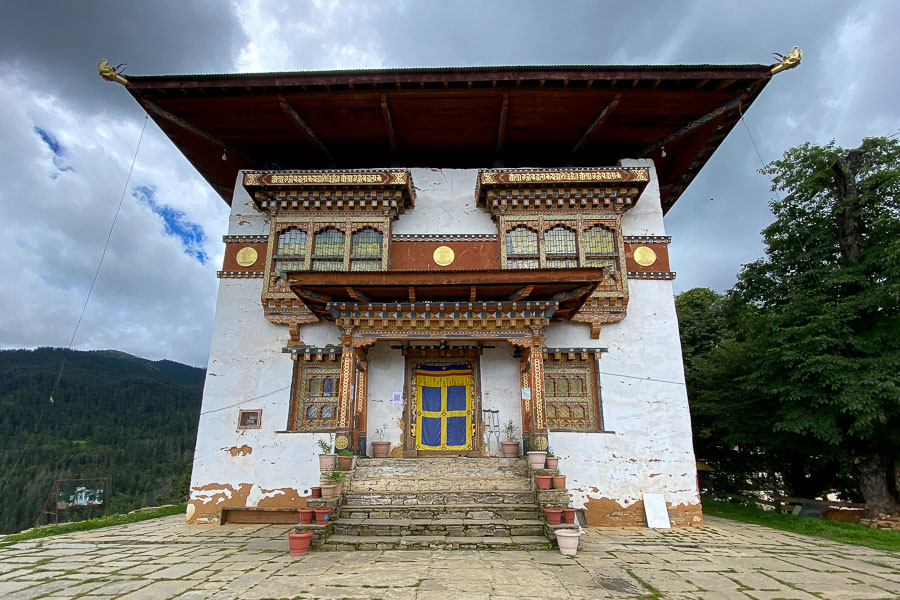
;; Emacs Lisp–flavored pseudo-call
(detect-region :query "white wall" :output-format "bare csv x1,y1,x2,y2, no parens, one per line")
191,163,699,522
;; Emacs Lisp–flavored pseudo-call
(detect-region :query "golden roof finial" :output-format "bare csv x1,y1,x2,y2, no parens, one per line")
770,47,802,75
97,59,128,85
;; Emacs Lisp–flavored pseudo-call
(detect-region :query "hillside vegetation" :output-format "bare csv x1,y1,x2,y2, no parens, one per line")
0,348,203,534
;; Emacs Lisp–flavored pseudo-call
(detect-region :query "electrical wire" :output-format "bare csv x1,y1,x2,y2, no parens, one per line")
739,103,782,202
0,115,150,504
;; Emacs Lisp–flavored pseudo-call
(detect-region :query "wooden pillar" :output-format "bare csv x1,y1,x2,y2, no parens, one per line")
334,330,355,454
527,333,549,452
353,347,368,455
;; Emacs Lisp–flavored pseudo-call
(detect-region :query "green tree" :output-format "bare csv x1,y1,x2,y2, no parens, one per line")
682,137,900,513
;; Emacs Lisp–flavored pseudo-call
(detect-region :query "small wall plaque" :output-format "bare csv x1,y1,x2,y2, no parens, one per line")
433,246,455,266
237,409,262,429
236,247,259,267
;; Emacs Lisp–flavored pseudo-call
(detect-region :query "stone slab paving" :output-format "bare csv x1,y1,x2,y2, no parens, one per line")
1,516,899,599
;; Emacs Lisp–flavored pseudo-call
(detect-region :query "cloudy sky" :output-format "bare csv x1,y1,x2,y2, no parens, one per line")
1,1,897,367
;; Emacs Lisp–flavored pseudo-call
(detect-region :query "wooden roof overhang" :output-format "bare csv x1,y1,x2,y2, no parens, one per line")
119,63,774,213
286,267,604,324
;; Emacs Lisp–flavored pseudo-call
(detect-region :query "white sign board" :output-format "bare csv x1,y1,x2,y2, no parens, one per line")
522,387,531,401
642,493,671,529
391,392,403,404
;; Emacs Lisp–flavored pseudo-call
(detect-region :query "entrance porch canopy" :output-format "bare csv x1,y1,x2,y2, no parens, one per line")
286,267,603,325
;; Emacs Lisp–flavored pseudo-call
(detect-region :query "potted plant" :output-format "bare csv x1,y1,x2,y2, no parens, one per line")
288,531,313,555
500,420,520,458
552,473,566,490
320,483,337,500
317,435,336,471
326,470,346,496
554,529,583,556
527,449,547,469
310,486,322,498
534,469,552,490
562,507,576,524
337,449,354,471
298,508,314,524
313,507,332,525
371,424,391,458
543,507,563,524
545,449,559,470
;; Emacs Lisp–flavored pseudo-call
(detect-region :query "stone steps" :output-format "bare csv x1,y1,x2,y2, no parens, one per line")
334,517,545,537
325,534,551,551
342,490,536,505
323,457,553,551
341,503,540,520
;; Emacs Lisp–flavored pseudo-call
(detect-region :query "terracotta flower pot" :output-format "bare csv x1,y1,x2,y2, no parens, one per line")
329,481,342,496
371,441,391,458
310,487,321,498
552,475,566,490
527,451,547,469
288,531,313,556
535,475,552,490
320,484,336,500
314,508,332,525
500,441,520,458
545,457,559,469
337,456,354,471
544,507,563,525
555,529,581,556
562,508,576,524
298,508,314,524
319,454,337,471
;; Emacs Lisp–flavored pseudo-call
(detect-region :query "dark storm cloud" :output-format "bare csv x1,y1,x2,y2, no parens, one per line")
0,0,247,114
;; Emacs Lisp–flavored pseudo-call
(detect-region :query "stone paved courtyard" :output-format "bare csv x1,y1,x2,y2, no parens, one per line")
1,515,899,599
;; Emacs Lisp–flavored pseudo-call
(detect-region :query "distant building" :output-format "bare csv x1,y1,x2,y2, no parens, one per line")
108,58,793,527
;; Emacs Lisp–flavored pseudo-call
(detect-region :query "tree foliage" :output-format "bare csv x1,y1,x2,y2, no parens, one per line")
0,348,203,534
679,137,900,511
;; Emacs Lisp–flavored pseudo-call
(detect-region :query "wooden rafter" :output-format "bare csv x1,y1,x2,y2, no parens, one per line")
346,287,371,303
140,100,254,163
496,91,509,154
637,91,748,157
278,96,334,162
571,94,621,154
469,286,477,303
508,285,534,301
381,94,398,154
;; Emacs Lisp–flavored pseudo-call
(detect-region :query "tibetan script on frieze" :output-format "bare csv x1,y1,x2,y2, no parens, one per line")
243,170,409,187
480,168,649,186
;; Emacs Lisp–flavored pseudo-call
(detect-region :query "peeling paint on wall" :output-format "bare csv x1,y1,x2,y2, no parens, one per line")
225,445,252,457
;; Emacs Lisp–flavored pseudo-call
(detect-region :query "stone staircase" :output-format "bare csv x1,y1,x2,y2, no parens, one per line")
323,457,551,550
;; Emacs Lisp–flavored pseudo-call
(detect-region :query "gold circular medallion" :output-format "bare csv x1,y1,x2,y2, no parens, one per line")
235,246,259,267
531,436,548,450
433,246,455,266
633,246,657,267
334,435,349,450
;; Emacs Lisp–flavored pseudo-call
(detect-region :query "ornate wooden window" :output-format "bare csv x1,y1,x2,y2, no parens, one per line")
350,227,383,271
274,228,307,271
583,225,618,282
312,227,345,272
505,226,539,269
543,362,601,431
290,363,341,431
544,226,578,268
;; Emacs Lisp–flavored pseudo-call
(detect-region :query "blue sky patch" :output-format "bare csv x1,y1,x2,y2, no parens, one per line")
133,185,208,264
34,126,74,175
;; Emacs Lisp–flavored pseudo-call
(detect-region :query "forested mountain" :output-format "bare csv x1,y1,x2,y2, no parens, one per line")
0,348,204,534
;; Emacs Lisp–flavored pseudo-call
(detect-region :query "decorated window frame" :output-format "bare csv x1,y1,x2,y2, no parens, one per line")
542,359,603,432
500,215,623,283
289,362,343,432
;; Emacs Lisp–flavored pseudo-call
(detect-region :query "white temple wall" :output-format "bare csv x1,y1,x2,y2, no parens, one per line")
190,162,700,526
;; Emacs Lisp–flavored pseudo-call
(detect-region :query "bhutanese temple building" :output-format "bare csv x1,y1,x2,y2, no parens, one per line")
101,52,800,530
